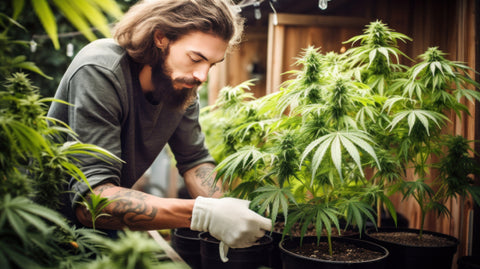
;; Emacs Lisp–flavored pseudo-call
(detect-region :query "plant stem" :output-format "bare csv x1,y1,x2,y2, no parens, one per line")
419,209,425,240
327,235,333,256
377,199,382,227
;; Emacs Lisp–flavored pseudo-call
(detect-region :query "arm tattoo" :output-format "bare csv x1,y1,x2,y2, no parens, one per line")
110,189,158,225
93,185,157,227
195,165,219,196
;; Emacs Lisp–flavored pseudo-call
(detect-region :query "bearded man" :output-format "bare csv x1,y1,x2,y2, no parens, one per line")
47,0,271,261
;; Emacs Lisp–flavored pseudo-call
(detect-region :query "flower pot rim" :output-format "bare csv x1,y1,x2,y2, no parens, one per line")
198,231,274,250
174,227,201,241
279,235,389,264
365,227,460,248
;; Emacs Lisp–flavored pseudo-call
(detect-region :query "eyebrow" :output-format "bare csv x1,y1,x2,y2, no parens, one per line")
191,51,225,65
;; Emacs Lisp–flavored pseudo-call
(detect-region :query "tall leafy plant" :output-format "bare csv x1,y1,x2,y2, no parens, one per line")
204,48,386,256
201,20,480,254
0,6,185,269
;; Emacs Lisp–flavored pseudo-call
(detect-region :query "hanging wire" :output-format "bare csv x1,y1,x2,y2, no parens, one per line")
269,0,278,25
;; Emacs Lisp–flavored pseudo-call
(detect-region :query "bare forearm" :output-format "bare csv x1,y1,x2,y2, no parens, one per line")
76,183,195,230
183,162,223,198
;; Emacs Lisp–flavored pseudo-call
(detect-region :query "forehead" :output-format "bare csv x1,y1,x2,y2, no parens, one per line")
171,31,229,63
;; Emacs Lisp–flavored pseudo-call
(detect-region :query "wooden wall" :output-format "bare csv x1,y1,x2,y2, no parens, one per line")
265,14,370,94
208,27,268,103
207,0,478,263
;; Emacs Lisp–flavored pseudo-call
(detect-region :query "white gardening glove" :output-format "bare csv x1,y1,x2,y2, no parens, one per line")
190,196,272,262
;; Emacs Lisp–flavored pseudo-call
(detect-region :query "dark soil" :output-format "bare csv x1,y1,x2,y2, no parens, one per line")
368,231,457,247
289,240,385,262
277,222,382,262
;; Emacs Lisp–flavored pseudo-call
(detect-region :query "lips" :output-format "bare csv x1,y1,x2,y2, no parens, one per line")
183,83,195,88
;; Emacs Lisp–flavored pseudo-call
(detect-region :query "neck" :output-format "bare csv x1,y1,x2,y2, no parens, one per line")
139,65,154,93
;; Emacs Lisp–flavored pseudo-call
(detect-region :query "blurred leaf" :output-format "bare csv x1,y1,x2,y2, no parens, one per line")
51,0,97,41
88,0,123,19
69,0,111,38
12,0,25,20
11,61,52,79
31,0,59,49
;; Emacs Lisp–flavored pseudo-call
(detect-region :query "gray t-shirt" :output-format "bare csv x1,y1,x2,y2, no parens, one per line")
47,38,215,216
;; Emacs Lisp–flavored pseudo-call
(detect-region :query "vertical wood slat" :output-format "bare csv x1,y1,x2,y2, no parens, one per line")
266,14,284,94
208,29,268,104
266,13,369,93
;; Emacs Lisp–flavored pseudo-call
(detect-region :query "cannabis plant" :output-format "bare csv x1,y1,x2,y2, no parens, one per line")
0,7,181,269
77,230,189,269
203,48,385,257
201,20,480,254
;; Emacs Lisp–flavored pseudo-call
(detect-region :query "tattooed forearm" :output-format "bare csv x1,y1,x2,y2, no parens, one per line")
195,164,219,196
110,189,158,225
83,184,157,228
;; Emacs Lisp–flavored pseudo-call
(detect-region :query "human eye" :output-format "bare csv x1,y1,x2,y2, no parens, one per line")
189,55,202,63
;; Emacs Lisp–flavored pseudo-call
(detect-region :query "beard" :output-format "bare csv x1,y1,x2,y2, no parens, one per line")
150,47,201,111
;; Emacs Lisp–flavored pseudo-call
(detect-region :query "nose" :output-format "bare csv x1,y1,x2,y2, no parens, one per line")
193,64,209,83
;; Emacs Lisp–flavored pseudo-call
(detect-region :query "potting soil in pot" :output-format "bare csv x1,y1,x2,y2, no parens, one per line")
365,228,459,269
280,236,389,269
290,240,385,262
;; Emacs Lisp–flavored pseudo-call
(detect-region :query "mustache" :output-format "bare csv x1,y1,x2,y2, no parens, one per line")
173,77,202,87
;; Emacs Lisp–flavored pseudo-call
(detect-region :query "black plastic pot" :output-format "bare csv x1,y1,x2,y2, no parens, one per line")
280,236,389,269
171,228,201,269
198,232,274,269
458,256,480,269
270,231,284,269
364,227,459,269
270,225,362,269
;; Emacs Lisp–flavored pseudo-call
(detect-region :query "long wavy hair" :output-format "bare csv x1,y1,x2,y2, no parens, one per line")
113,0,244,65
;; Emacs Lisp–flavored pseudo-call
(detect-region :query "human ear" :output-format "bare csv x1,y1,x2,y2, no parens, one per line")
154,29,169,49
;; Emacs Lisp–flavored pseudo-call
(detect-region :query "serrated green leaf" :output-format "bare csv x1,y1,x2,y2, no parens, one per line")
330,135,343,179
411,62,429,79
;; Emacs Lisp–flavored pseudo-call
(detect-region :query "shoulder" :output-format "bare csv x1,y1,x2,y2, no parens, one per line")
71,38,129,73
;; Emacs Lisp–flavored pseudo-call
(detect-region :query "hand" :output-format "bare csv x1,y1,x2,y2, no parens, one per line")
190,196,272,261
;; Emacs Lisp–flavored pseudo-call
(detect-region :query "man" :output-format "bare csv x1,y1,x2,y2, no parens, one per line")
47,0,271,261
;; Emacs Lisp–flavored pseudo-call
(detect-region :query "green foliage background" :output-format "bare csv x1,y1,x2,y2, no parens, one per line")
0,0,134,97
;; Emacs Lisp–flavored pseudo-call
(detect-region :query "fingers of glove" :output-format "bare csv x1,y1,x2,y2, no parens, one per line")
219,241,229,263
255,228,266,239
228,238,257,249
256,214,273,232
222,197,251,208
224,226,267,248
219,211,270,247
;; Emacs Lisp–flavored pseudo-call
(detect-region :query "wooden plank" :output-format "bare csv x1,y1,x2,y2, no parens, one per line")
148,230,186,264
266,13,285,94
266,13,368,93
